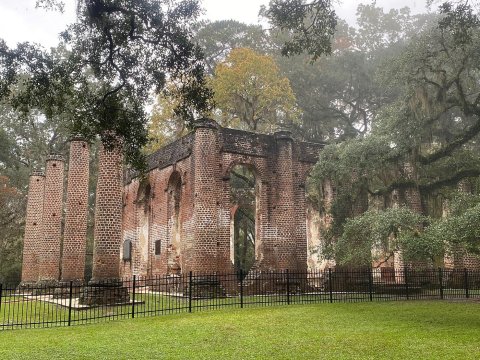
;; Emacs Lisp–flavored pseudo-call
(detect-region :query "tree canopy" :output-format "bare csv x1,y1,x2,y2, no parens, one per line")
260,0,337,61
210,47,299,132
0,0,213,169
309,1,480,266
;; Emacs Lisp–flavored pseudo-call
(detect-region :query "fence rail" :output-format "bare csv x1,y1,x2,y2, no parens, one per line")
1,268,479,330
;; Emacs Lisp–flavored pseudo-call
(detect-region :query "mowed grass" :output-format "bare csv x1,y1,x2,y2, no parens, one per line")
0,301,479,360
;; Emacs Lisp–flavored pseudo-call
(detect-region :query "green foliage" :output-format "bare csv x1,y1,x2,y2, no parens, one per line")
145,84,193,154
261,0,337,61
0,176,24,283
426,192,480,255
309,2,480,264
334,208,436,266
211,47,300,132
272,6,436,143
0,0,214,169
194,20,269,74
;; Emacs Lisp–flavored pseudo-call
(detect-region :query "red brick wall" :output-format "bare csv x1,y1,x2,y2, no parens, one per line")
38,155,65,282
121,119,322,276
121,157,196,278
21,171,45,283
21,120,324,282
61,139,90,282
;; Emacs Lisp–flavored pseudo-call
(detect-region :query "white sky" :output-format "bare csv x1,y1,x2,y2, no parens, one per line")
0,0,430,48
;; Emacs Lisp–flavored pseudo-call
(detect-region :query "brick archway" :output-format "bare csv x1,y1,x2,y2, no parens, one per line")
122,119,324,276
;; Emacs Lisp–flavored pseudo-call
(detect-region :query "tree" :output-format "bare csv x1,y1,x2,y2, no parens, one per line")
272,5,438,143
210,47,299,132
0,175,25,283
145,84,191,154
309,2,480,265
261,0,337,61
0,0,213,169
194,20,269,74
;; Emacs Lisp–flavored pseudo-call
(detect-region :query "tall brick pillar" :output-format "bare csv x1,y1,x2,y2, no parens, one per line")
91,141,124,281
403,163,430,268
61,138,90,282
404,163,423,214
38,155,65,283
192,119,224,273
20,171,45,285
274,130,297,270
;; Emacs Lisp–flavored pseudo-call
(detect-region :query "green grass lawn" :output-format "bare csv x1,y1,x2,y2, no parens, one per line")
0,301,479,359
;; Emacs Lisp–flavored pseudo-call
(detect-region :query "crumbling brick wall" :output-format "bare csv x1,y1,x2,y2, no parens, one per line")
21,119,480,283
122,134,196,278
121,119,323,277
21,119,325,283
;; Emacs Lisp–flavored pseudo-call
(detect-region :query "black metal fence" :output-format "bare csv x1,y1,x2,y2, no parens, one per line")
1,267,479,330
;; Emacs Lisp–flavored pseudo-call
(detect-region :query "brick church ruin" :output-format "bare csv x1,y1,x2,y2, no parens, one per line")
20,119,326,285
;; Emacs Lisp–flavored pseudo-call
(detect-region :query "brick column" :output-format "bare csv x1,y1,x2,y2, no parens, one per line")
273,130,296,270
20,171,45,284
38,155,65,282
403,163,430,269
61,138,90,282
192,119,223,273
91,141,124,281
404,163,423,214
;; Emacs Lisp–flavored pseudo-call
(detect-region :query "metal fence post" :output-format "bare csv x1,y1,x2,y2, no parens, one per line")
132,275,136,319
188,271,193,313
286,269,290,305
404,267,410,300
439,268,444,300
464,268,470,299
0,283,3,312
68,281,73,326
368,268,373,302
328,268,333,303
240,269,244,309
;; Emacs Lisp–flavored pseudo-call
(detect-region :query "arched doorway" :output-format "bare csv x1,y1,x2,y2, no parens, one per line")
135,182,151,276
305,174,335,272
167,171,182,275
229,164,256,277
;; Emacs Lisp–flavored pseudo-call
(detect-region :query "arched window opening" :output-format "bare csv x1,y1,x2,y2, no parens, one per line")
136,182,151,276
167,171,182,275
305,174,334,273
230,165,256,277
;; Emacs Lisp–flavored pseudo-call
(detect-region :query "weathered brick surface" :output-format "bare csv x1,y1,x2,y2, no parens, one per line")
191,120,225,273
38,155,65,281
446,248,480,270
61,139,90,281
22,119,326,282
306,179,335,272
22,119,480,281
121,119,323,278
122,157,195,278
21,171,45,283
92,142,124,280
